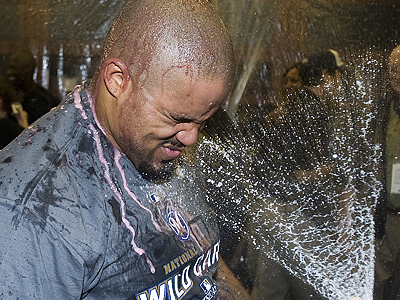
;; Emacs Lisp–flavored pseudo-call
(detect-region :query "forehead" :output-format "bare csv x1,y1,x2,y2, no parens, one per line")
142,66,227,117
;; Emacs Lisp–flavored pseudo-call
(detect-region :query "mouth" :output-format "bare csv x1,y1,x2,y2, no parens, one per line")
161,145,184,160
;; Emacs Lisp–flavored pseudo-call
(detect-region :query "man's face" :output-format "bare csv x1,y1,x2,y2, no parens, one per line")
7,54,33,89
284,67,301,90
389,50,400,93
284,67,302,95
112,68,228,181
7,60,23,88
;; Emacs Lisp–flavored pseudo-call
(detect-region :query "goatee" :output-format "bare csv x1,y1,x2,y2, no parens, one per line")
138,160,176,182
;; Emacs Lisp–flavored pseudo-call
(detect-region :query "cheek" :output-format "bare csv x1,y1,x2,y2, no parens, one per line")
117,102,141,141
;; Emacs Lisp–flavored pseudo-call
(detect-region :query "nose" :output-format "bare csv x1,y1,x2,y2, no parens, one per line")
175,123,200,147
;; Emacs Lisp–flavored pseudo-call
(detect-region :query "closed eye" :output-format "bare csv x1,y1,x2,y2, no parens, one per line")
171,115,194,123
168,113,207,129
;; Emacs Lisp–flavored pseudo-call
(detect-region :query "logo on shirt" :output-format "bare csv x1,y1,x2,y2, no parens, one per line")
200,278,212,293
200,278,218,300
166,210,190,240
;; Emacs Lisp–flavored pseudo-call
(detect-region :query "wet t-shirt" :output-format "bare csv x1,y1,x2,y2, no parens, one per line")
0,83,220,300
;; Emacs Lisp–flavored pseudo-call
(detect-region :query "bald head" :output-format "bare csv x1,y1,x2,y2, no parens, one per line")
389,45,400,93
91,0,234,180
91,0,234,94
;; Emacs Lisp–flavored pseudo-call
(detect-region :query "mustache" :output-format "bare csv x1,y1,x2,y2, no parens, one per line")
161,138,185,148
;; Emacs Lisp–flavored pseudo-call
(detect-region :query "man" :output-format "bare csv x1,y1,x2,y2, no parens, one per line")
266,50,345,187
250,50,348,300
265,61,305,123
283,62,303,99
374,45,400,300
7,50,60,124
0,79,28,149
0,1,249,299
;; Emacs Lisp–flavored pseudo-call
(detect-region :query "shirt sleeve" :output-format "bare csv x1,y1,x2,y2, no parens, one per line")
0,198,85,299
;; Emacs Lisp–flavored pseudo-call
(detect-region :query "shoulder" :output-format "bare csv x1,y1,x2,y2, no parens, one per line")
0,92,91,199
0,99,112,254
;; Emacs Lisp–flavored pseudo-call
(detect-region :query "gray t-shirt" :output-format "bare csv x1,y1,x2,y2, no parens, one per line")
0,83,220,300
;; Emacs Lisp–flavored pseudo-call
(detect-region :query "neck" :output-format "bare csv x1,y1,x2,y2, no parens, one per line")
93,82,121,153
19,79,35,93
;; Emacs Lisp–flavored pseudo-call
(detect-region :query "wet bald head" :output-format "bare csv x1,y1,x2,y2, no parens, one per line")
91,0,234,94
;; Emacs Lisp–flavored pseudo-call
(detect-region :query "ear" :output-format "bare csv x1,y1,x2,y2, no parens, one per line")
103,58,130,98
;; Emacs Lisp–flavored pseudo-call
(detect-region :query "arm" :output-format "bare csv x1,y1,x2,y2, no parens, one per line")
14,107,29,128
214,257,252,300
0,201,84,299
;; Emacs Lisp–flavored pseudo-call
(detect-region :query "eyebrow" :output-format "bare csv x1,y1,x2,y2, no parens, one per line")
169,113,195,123
169,112,209,125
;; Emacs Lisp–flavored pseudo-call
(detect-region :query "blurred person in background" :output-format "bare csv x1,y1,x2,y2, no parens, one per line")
374,44,400,300
0,78,28,149
7,50,60,124
283,62,304,101
250,50,348,300
265,61,305,123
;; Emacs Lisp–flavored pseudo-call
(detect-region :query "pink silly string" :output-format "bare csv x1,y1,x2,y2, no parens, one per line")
73,88,88,120
74,88,156,273
114,150,162,232
88,122,156,274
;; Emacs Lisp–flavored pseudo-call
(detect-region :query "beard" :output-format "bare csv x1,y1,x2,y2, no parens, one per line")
120,133,183,182
137,159,176,182
137,138,184,182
